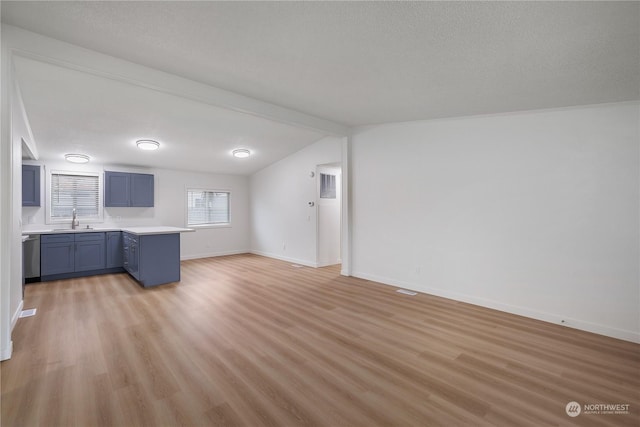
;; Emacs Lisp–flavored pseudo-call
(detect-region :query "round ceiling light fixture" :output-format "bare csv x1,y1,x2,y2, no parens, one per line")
136,139,160,150
232,148,251,158
64,153,90,164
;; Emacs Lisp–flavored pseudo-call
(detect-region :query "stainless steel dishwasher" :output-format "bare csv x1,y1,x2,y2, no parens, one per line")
23,234,40,283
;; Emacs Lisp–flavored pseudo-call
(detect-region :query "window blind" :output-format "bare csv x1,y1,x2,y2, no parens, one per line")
50,173,100,219
187,190,229,225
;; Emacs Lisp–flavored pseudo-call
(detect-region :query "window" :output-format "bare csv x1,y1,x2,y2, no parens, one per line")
48,170,103,223
187,189,230,227
320,173,337,199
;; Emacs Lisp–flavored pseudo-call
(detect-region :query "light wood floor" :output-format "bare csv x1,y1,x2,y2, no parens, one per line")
1,254,638,427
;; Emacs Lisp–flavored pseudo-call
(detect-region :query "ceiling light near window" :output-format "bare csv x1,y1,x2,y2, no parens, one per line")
64,153,90,164
136,139,160,150
232,149,251,158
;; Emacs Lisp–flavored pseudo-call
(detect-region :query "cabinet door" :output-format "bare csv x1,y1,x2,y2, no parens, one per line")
75,233,106,272
41,234,75,275
128,237,140,279
106,232,123,268
104,172,130,207
130,173,154,207
22,165,40,206
123,233,139,279
138,233,180,286
123,234,130,271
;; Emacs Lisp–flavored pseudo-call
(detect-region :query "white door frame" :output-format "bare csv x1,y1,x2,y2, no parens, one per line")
313,136,351,275
316,163,342,268
340,137,352,276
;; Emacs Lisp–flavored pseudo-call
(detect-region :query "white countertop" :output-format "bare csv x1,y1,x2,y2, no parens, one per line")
121,226,194,235
22,227,120,235
23,226,194,235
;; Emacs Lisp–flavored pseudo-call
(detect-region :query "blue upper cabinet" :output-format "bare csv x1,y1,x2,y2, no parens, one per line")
104,171,154,207
131,173,154,207
22,165,40,206
104,171,130,207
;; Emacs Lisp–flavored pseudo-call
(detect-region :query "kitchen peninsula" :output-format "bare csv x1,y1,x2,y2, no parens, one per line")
24,226,193,287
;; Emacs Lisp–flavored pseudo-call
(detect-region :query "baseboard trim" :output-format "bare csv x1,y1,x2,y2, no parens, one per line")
181,250,249,261
1,340,13,361
1,298,21,361
352,271,640,344
317,261,340,268
11,299,24,331
250,250,318,268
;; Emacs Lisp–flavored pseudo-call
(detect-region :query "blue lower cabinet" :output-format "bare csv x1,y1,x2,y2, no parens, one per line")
41,232,122,281
74,233,106,272
124,232,179,287
41,234,75,276
123,233,140,280
106,232,124,268
40,231,180,286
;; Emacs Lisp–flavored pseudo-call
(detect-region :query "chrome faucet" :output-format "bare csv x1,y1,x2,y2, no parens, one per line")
71,208,79,230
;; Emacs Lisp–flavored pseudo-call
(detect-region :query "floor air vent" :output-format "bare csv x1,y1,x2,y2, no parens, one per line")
19,308,37,318
291,264,304,268
396,289,417,296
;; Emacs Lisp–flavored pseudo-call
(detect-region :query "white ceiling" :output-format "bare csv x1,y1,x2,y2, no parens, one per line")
2,1,639,174
13,56,326,174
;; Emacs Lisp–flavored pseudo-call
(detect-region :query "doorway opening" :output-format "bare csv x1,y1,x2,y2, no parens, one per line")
316,163,342,267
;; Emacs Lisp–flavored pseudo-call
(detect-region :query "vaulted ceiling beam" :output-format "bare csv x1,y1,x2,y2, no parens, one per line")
3,25,350,137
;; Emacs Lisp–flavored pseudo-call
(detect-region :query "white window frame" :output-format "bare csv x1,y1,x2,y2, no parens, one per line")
46,169,104,225
319,172,337,199
185,188,231,229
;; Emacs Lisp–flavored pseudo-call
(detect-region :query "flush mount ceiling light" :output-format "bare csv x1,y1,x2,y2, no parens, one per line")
136,139,160,150
232,148,251,158
64,153,90,164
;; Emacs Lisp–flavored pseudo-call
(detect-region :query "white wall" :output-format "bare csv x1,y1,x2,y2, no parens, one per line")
350,102,640,342
250,136,342,266
22,161,250,260
8,81,32,337
1,22,15,360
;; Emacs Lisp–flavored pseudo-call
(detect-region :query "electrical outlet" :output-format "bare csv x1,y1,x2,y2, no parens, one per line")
283,243,286,251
